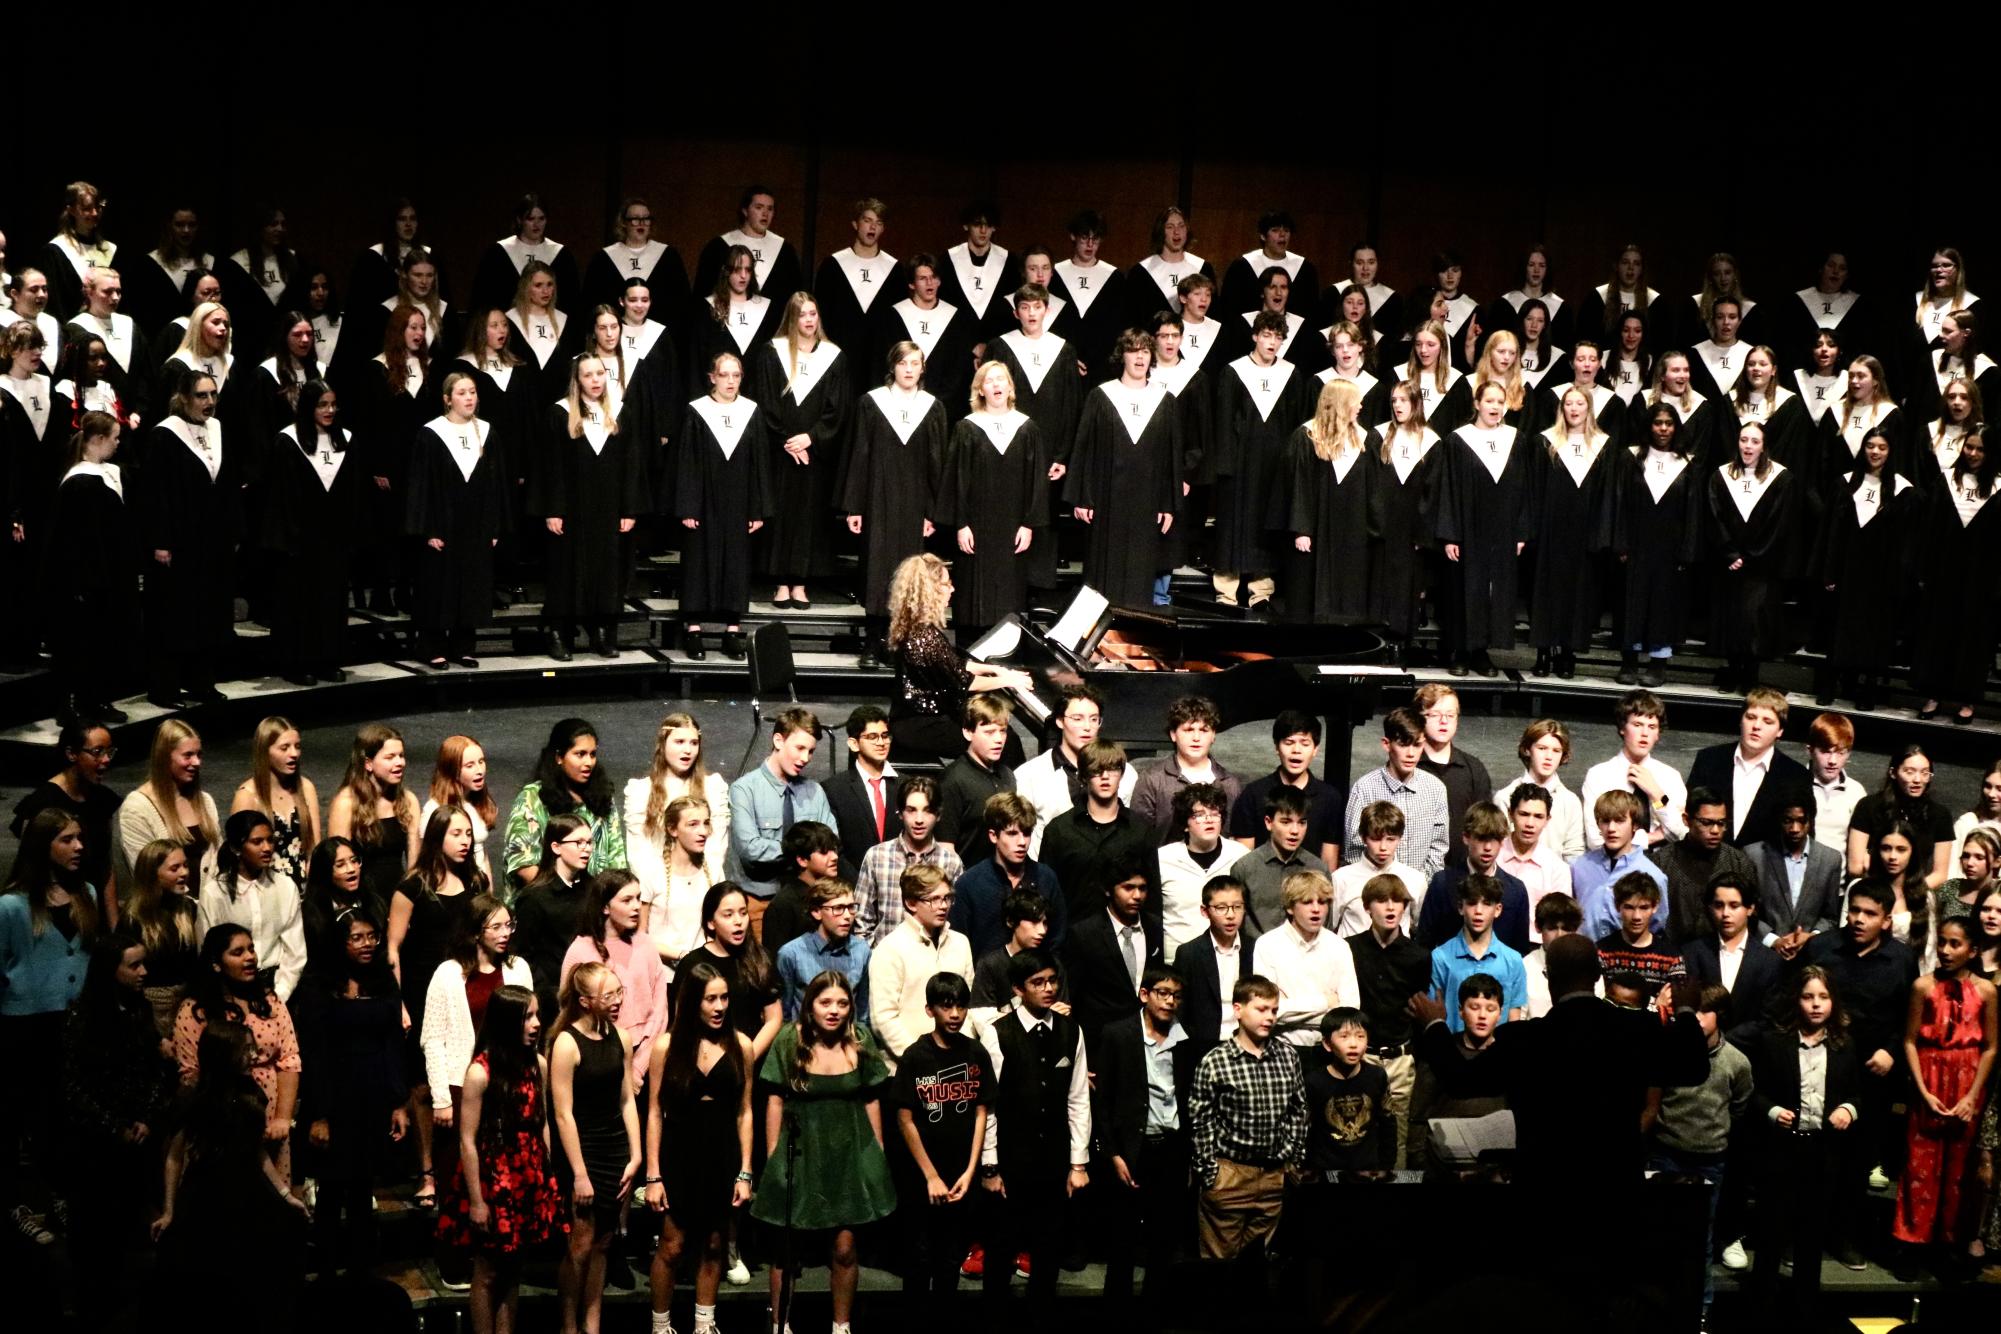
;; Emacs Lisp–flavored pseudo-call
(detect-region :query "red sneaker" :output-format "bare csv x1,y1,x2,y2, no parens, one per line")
1014,1252,1032,1279
959,1243,984,1278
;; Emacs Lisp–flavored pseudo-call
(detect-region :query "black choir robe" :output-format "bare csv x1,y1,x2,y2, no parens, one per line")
0,376,66,541
1152,361,1213,576
1682,343,1756,436
1777,288,1875,373
343,243,421,323
1064,381,1183,608
1207,357,1315,580
1623,391,1723,468
943,411,1049,627
405,417,507,636
812,249,901,396
156,353,236,428
1218,251,1321,319
584,242,692,343
125,251,211,339
1811,401,1909,503
503,307,584,408
1726,390,1814,473
837,387,949,617
744,338,851,580
138,418,240,687
1528,431,1620,651
688,296,783,398
1365,428,1442,639
1571,286,1664,356
37,238,116,323
471,239,581,317
1317,368,1390,431
988,330,1086,590
1915,473,2001,700
676,395,775,621
868,299,976,431
340,300,462,393
61,314,151,426
1284,434,1374,621
1214,310,1329,378
934,244,1023,353
1124,254,1217,331
607,322,684,510
1812,471,1920,677
1045,261,1129,382
691,232,804,312
1905,348,2001,429
530,400,649,624
1705,462,1799,660
1432,424,1539,651
445,355,537,498
218,248,296,355
261,426,365,670
1674,294,1768,360
1529,379,1624,441
1613,447,1704,651
222,356,319,493
45,460,137,619
350,357,430,508
1407,368,1473,439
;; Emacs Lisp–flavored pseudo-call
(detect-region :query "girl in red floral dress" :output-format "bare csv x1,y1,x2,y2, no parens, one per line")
439,984,563,1333
1894,918,1998,1262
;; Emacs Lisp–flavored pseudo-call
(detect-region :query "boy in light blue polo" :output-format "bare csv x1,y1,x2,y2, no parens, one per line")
1428,874,1527,1030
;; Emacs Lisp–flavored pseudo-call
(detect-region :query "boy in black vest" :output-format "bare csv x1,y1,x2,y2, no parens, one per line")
976,948,1091,1321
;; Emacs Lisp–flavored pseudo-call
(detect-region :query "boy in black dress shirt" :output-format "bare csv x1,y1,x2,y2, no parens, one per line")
935,694,1017,851
1228,709,1344,865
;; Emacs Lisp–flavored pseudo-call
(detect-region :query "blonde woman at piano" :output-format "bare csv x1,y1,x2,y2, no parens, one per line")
884,553,1031,761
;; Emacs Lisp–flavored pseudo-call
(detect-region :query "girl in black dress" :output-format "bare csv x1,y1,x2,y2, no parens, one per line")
549,959,642,1334
534,353,649,661
1815,426,1919,710
841,341,949,665
407,372,506,669
1366,380,1442,662
675,351,771,662
45,411,135,717
645,958,755,1334
291,901,408,1273
300,836,378,975
140,368,237,706
123,839,199,1036
354,304,430,614
1706,419,1800,691
749,292,851,608
326,722,420,934
1916,430,2001,724
263,380,363,683
391,804,483,1208
675,884,784,1063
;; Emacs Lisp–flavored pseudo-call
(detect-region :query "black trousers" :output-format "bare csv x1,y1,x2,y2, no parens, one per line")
1102,1132,1189,1304
313,1106,394,1273
983,1174,1066,1322
1753,1129,1839,1324
898,1190,977,1301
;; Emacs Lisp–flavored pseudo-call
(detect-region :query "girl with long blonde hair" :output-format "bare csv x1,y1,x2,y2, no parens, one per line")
112,719,221,894
1285,379,1372,619
1530,386,1616,678
883,552,1029,758
231,716,320,882
751,290,849,608
624,714,731,897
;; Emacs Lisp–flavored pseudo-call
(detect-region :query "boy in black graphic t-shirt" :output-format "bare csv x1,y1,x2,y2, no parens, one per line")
892,972,993,1303
1302,1007,1394,1174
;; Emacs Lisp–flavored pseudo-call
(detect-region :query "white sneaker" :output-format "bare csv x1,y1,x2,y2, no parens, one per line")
9,1205,54,1246
1868,1164,1892,1191
726,1253,751,1285
1721,1239,1750,1271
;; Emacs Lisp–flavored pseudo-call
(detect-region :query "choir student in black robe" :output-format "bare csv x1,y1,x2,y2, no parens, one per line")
840,341,949,665
1214,267,1323,377
1706,420,1800,692
0,322,64,662
340,250,455,391
50,336,130,437
1416,252,1482,374
813,198,898,397
1365,383,1442,660
1727,347,1812,471
261,381,363,686
1530,344,1624,440
1813,355,1908,500
688,245,781,405
158,301,236,424
1626,355,1721,472
502,261,581,409
1684,300,1755,457
1813,427,1919,711
1320,320,1389,428
142,270,224,385
1147,312,1210,604
1572,245,1661,357
1122,205,1214,331
1046,211,1129,385
1917,379,1980,500
1217,209,1320,319
1779,253,1873,374
1680,254,1765,357
1433,381,1538,675
139,369,238,706
126,206,213,338
934,200,1020,360
532,354,648,661
1400,321,1472,440
1468,332,1534,430
293,269,344,395
1608,313,1653,411
1529,386,1619,679
60,269,148,428
1066,329,1182,609
869,253,977,441
947,361,1050,634
676,352,773,663
987,283,1085,592
1915,431,2001,723
218,205,297,357
350,305,430,614
36,182,115,323
690,186,803,311
1321,243,1403,347
1907,248,1982,400
1613,403,1703,688
1484,245,1570,353
583,197,691,351
341,197,431,322
1906,307,2001,428
43,411,134,718
471,194,581,318
584,305,659,452
1799,330,1851,432
451,309,537,605
1284,378,1373,622
612,280,684,544
1208,312,1313,611
225,311,319,496
405,373,507,671
745,294,851,606
1173,272,1228,374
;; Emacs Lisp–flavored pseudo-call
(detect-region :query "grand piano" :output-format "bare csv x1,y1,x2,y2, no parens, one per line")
968,586,1414,756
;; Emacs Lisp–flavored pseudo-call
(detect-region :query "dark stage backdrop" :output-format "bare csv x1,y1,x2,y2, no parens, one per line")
5,125,1988,343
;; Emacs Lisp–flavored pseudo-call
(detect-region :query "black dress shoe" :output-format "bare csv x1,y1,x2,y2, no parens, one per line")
283,672,319,686
793,591,811,610
548,632,572,663
1641,661,1667,687
721,631,746,660
147,691,187,710
185,685,225,705
773,592,793,608
680,629,707,660
856,644,879,669
1473,651,1498,677
1615,653,1639,685
96,702,129,724
1448,658,1469,678
453,656,478,669
1556,650,1577,680
1956,709,1976,726
426,658,449,671
1918,702,1940,720
1831,1242,1868,1271
1531,650,1551,677
319,667,348,684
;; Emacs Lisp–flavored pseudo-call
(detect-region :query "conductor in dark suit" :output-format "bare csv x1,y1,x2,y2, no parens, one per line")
825,705,902,873
1093,966,1196,1308
1498,935,1711,1183
1684,692,1810,849
1680,870,1783,1044
1062,856,1165,1059
1750,792,1844,954
1173,876,1253,1062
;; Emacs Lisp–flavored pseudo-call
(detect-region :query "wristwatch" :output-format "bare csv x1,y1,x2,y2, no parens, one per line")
980,1164,1001,1180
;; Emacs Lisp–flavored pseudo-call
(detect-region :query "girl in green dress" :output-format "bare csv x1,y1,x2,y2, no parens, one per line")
752,970,896,1334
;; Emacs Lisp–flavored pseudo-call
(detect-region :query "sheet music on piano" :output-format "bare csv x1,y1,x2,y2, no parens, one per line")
1047,585,1109,653
966,619,1051,726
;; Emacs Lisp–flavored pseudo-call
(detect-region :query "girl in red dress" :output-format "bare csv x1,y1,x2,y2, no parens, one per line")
438,984,563,1334
1894,918,1998,1264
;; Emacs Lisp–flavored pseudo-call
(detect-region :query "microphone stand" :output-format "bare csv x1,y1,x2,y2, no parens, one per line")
773,1099,803,1334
